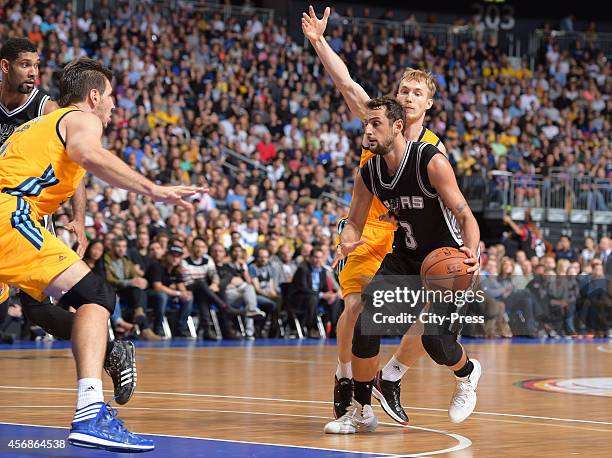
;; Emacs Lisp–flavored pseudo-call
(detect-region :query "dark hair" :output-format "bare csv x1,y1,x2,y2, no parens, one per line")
83,239,104,261
229,243,243,253
112,236,127,246
311,247,324,257
0,38,37,61
366,96,406,128
58,57,113,107
192,236,207,246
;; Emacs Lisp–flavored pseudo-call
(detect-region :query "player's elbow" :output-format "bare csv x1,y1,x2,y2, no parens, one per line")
67,144,97,170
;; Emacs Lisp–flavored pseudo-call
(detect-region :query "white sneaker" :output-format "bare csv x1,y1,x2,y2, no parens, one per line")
448,359,481,423
324,401,378,434
246,307,266,318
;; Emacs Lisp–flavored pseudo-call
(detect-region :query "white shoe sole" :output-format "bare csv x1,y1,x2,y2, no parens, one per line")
323,414,378,434
68,432,154,451
372,386,409,425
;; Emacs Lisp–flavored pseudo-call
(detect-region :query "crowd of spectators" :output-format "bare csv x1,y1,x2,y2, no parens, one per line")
475,233,611,339
0,1,610,341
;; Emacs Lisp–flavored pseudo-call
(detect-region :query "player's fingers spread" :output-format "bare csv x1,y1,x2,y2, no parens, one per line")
178,187,198,196
323,6,330,20
177,200,193,210
309,5,315,18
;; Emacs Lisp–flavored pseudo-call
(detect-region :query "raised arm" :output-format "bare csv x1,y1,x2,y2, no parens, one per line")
63,111,204,209
302,6,370,120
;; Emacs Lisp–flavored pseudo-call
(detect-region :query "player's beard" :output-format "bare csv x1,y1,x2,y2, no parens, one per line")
93,104,111,128
16,81,35,94
369,134,394,156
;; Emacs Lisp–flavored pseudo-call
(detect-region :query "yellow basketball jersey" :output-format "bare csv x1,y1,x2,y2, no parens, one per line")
0,108,85,220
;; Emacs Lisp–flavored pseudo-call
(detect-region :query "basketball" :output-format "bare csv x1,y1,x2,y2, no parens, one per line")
420,246,473,291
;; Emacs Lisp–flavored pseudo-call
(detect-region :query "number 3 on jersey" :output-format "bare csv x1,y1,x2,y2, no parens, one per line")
399,221,418,249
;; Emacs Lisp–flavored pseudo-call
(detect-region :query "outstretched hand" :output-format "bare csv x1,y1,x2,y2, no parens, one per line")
332,239,367,269
154,186,209,210
301,5,330,42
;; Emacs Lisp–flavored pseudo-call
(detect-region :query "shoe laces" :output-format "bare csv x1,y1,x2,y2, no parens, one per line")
100,399,141,439
452,380,474,408
338,402,361,424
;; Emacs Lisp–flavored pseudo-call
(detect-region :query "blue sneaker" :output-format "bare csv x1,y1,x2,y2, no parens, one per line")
68,402,154,453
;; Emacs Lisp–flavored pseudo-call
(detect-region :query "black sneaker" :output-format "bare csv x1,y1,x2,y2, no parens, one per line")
333,376,353,419
372,370,409,424
104,340,137,405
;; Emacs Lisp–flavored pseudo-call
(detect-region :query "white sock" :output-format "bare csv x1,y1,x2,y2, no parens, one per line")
74,378,104,422
336,359,352,380
381,355,409,382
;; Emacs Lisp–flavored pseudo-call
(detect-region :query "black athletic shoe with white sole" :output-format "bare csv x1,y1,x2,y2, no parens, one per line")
104,340,137,405
333,376,353,419
372,370,409,424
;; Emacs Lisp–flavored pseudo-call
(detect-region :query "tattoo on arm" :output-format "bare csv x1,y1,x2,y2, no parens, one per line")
455,203,466,215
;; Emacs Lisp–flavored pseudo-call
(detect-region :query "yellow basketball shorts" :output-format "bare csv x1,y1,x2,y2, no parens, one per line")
0,195,80,302
336,218,393,299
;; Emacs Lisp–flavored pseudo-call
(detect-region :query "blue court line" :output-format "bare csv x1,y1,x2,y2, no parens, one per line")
0,337,609,352
0,423,385,458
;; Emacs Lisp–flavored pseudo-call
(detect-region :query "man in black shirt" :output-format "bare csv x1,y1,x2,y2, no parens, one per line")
330,97,481,432
291,248,341,338
148,245,194,338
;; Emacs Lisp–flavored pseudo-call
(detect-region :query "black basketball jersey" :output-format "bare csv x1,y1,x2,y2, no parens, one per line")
360,141,463,260
0,87,51,145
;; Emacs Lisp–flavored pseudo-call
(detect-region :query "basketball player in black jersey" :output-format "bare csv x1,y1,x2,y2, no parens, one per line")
326,97,481,434
0,38,136,404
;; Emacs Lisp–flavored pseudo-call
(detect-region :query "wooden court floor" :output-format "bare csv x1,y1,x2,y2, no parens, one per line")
0,339,610,457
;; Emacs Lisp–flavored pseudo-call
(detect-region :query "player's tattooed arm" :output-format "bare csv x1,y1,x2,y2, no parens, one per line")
428,154,480,272
454,202,467,216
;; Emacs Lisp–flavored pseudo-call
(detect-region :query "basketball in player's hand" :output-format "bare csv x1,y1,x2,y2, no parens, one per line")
420,247,474,292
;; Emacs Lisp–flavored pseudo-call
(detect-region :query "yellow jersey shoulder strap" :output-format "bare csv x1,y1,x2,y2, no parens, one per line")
418,127,441,148
52,107,81,147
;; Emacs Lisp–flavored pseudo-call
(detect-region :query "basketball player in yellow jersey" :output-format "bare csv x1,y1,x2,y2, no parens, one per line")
0,38,139,407
303,6,448,424
0,58,204,452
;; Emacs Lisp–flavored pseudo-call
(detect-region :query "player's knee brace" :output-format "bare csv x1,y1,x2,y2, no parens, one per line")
19,293,74,340
421,334,463,366
352,316,381,359
59,271,116,314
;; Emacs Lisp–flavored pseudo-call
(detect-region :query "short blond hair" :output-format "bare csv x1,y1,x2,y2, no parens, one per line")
399,68,437,99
